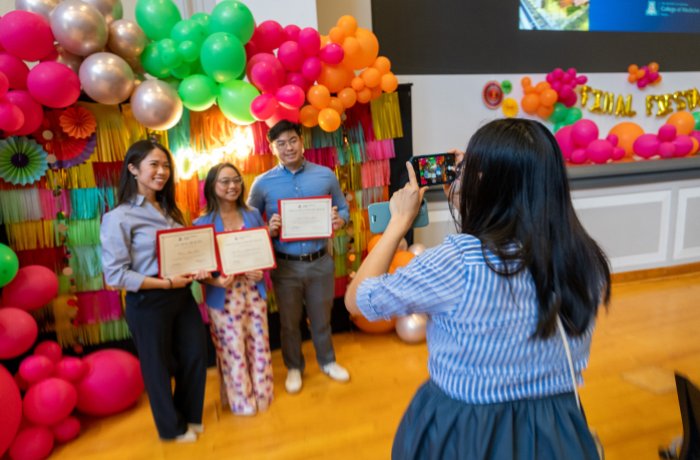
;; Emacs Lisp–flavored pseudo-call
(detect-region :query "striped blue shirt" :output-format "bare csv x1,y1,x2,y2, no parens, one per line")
356,233,594,404
247,161,349,256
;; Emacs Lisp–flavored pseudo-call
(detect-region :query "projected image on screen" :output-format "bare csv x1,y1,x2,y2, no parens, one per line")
520,0,700,32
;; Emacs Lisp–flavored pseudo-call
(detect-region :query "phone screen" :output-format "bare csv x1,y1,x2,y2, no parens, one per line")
411,153,457,186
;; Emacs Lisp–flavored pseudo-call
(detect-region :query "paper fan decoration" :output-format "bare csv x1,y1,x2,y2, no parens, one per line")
51,132,97,169
0,137,49,185
59,106,97,139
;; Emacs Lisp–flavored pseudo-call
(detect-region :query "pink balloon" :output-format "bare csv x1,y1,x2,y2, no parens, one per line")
554,125,575,161
0,71,8,96
51,416,80,443
586,139,613,164
26,62,80,108
0,11,55,62
658,141,675,158
265,104,299,127
34,341,62,363
253,20,285,53
633,133,660,159
285,72,310,92
0,366,22,457
550,80,562,92
297,27,320,56
571,119,599,147
0,308,38,360
0,100,24,132
560,91,577,107
245,52,277,81
76,349,144,416
612,147,625,161
576,75,588,85
606,133,619,146
570,148,588,164
673,136,693,157
250,60,285,93
301,56,322,82
319,43,344,65
1,265,58,311
277,40,304,72
23,377,77,426
14,372,29,392
276,84,305,109
657,124,677,142
0,52,30,89
3,90,43,136
19,355,54,384
250,93,278,121
552,68,564,79
9,426,54,460
283,24,301,42
54,357,87,383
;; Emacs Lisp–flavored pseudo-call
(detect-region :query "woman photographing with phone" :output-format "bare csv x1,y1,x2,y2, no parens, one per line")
346,119,610,459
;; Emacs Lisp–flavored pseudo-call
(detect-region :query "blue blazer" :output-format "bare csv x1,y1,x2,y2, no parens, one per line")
194,208,268,310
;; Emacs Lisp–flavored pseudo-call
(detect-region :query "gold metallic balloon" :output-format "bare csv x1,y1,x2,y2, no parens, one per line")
395,314,427,344
55,45,84,74
130,79,183,131
50,0,108,57
108,19,147,60
79,52,134,105
82,0,123,24
14,0,60,20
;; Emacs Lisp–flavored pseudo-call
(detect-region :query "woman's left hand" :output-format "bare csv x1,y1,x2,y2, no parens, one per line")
244,270,263,282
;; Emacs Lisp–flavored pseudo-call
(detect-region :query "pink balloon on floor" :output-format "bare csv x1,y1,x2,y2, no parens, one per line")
9,425,54,460
1,265,59,311
23,377,78,426
76,349,144,416
51,416,80,443
34,340,62,363
19,355,54,384
0,365,22,457
0,307,38,359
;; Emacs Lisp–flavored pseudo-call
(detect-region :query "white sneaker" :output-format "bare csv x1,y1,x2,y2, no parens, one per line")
285,369,302,394
187,423,204,434
173,429,197,443
322,362,350,382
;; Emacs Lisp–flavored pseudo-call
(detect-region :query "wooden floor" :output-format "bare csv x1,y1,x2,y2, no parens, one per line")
51,272,700,460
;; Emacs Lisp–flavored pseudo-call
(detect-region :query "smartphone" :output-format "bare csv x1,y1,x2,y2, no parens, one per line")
411,153,457,187
367,199,429,234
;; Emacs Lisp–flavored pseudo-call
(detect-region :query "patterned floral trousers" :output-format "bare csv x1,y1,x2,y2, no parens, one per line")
208,279,273,415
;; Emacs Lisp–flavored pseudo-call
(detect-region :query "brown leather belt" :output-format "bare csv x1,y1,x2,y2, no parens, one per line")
275,248,326,262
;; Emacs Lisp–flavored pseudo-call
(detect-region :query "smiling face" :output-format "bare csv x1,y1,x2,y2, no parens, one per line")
270,129,304,171
128,148,171,198
214,165,243,205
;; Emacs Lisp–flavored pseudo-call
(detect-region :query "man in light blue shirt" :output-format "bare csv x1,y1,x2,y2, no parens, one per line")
248,120,350,394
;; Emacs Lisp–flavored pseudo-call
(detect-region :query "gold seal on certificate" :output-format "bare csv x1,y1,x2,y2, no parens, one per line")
156,225,219,278
216,227,276,276
278,196,333,242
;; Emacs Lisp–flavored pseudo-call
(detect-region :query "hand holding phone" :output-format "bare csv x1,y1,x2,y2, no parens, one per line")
367,199,429,234
411,153,457,187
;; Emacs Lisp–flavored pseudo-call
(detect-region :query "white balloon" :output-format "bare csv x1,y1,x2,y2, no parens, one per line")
79,52,134,105
130,79,183,131
408,243,427,256
395,314,427,344
50,0,108,57
14,0,59,20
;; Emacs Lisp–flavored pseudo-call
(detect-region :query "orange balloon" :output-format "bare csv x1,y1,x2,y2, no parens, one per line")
521,76,533,92
351,76,365,92
535,81,550,93
608,122,644,157
307,84,331,110
628,64,639,74
690,137,699,155
648,61,659,73
537,104,553,119
369,85,382,100
367,234,382,252
299,105,319,128
320,34,330,48
341,36,362,69
317,63,354,93
352,315,395,334
539,88,558,106
521,94,540,114
318,107,341,132
328,96,344,115
337,15,358,36
361,67,381,88
636,68,646,79
329,26,345,44
667,111,696,136
627,74,637,83
389,250,415,274
380,73,398,93
353,28,379,69
338,87,357,108
372,56,391,74
356,87,372,104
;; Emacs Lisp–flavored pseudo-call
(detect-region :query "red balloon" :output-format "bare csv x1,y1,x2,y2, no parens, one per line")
0,308,38,360
23,378,78,426
0,100,24,132
0,365,22,457
9,426,54,460
252,20,284,53
0,52,29,89
33,340,62,363
3,90,43,137
19,355,54,384
51,416,80,443
1,265,58,311
54,357,87,383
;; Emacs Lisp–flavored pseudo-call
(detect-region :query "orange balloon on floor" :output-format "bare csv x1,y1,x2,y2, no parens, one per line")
389,250,415,274
367,234,382,253
351,315,396,334
608,122,644,158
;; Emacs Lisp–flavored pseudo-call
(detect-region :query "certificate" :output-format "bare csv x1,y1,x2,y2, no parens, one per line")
279,196,333,242
156,225,219,278
216,227,276,276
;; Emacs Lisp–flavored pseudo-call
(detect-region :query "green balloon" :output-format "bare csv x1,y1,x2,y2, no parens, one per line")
693,111,700,130
178,41,200,63
208,0,255,44
135,0,183,41
179,74,218,111
200,32,246,83
190,12,210,29
141,42,171,78
564,107,583,125
501,80,512,95
171,62,193,80
0,243,19,287
217,80,259,125
171,19,205,46
553,122,565,132
549,102,567,123
157,38,182,68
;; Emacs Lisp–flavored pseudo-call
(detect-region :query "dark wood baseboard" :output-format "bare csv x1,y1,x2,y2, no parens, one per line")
612,262,700,283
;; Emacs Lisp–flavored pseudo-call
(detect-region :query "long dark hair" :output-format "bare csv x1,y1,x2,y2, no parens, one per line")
117,139,185,225
202,163,249,216
450,118,610,338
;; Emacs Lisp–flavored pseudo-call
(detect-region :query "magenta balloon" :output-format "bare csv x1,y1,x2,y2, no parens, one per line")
658,141,675,158
300,56,322,82
52,416,81,443
253,20,284,53
319,43,344,65
586,139,613,164
284,24,301,42
3,90,44,136
34,340,62,363
657,123,676,142
0,10,55,61
250,60,285,93
606,133,619,146
297,27,320,56
23,377,78,426
19,355,54,384
275,84,305,109
1,265,59,311
27,61,80,108
0,100,24,132
571,119,599,147
0,308,38,360
55,357,87,383
633,133,660,159
286,72,310,92
265,104,299,127
673,135,694,157
0,365,22,457
554,125,575,161
612,147,625,161
0,52,30,89
9,426,54,460
250,93,278,121
76,349,144,416
0,72,8,96
245,52,277,81
569,148,588,164
277,40,304,72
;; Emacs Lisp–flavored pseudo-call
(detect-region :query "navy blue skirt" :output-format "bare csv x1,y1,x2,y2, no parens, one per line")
392,380,601,460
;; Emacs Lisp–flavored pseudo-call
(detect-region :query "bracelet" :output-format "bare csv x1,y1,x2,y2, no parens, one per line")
165,277,173,289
